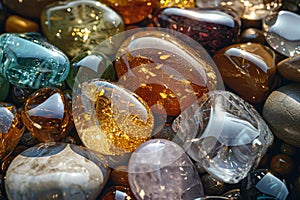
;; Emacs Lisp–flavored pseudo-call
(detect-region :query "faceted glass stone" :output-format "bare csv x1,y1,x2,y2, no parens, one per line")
2,0,59,19
0,103,24,161
240,169,289,200
41,0,125,57
5,15,39,33
101,186,135,200
5,143,110,200
100,0,154,24
128,139,204,199
21,87,73,142
115,29,223,116
153,8,241,55
264,10,300,57
0,33,70,89
72,80,154,156
0,75,9,102
241,0,281,20
158,0,195,8
213,43,276,103
277,54,300,82
67,51,117,89
172,91,274,183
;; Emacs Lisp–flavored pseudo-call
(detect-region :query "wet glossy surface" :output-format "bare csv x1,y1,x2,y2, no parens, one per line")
5,15,39,33
158,0,195,8
277,54,300,82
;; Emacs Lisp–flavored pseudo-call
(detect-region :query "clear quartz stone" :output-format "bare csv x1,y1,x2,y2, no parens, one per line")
172,90,274,183
264,10,300,57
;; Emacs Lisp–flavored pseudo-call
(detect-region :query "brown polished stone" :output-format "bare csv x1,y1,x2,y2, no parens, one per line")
270,153,295,176
5,15,39,33
213,43,276,103
111,165,129,186
239,28,266,44
21,87,73,142
277,54,300,82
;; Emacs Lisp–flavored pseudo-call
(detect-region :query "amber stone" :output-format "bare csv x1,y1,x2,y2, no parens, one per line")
277,54,300,82
158,0,195,8
115,30,220,116
271,154,295,176
154,7,241,54
2,0,58,19
101,186,135,200
213,43,276,103
0,103,24,161
100,0,154,24
111,165,129,186
5,15,39,33
239,28,266,44
21,87,73,142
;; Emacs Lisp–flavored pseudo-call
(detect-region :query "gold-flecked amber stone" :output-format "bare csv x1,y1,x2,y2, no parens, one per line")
158,0,195,8
100,0,155,24
0,103,24,161
73,80,154,155
5,15,39,33
21,87,73,142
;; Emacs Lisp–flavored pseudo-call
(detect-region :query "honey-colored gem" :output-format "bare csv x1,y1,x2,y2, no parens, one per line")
0,103,24,161
21,87,73,142
158,0,195,8
5,15,39,33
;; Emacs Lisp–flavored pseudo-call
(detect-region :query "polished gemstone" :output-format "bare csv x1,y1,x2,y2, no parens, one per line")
128,139,204,199
158,0,195,8
0,75,9,102
110,165,129,186
239,28,266,44
100,0,154,24
277,54,300,82
115,29,222,116
172,91,274,183
5,143,110,200
2,0,59,19
263,84,300,147
241,0,281,20
241,169,289,200
41,0,125,57
195,0,244,16
264,10,300,57
213,43,276,103
154,8,240,54
73,80,154,156
271,154,295,176
0,33,70,89
0,103,24,161
67,51,117,89
101,186,135,200
21,87,73,142
5,15,39,33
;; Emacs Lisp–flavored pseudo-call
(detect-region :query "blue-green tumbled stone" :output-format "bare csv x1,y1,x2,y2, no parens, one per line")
0,33,70,89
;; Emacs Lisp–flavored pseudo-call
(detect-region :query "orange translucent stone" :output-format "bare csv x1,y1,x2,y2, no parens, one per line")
100,0,155,24
5,15,39,33
115,30,219,116
0,103,24,161
21,87,73,142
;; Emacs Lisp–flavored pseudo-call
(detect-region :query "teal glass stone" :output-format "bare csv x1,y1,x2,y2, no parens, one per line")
67,51,117,89
0,33,70,89
0,75,9,101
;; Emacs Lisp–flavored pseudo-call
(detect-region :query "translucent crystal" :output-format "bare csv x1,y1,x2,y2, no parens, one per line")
128,139,204,200
0,33,70,89
264,10,300,57
172,90,274,183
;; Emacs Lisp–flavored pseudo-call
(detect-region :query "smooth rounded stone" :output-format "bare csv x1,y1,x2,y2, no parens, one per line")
270,154,295,176
158,0,195,8
264,10,300,57
115,29,223,116
172,91,274,183
100,0,154,24
241,0,281,20
101,186,135,200
239,28,266,44
0,103,25,161
195,0,244,16
277,54,300,82
153,8,241,55
67,51,117,89
5,143,110,200
21,87,73,142
0,75,9,102
213,43,276,104
72,80,154,156
263,83,300,147
240,169,289,200
41,0,125,57
2,0,58,19
5,15,39,33
128,139,204,200
0,33,70,89
110,165,129,186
